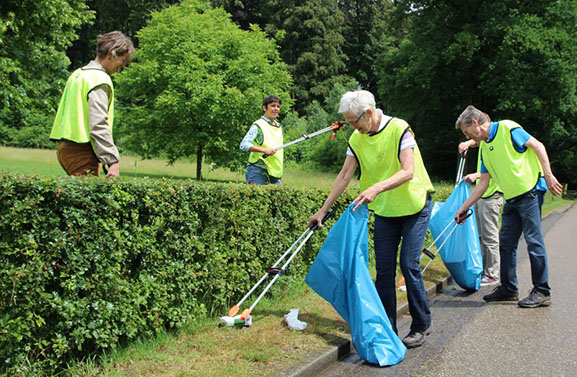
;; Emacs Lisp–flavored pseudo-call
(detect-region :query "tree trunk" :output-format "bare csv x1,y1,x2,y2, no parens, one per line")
196,145,203,180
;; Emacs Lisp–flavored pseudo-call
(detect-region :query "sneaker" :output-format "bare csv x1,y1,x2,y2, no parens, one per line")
483,285,519,302
480,276,499,286
402,331,426,348
518,289,552,308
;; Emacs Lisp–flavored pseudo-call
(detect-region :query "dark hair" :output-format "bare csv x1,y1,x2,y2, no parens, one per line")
262,95,281,110
96,31,135,62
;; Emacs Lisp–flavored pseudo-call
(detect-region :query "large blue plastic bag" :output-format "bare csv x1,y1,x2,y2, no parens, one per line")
429,180,482,291
305,203,406,366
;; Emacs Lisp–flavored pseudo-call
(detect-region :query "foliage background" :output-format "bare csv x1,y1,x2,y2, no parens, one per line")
0,173,356,374
2,0,577,185
115,0,293,179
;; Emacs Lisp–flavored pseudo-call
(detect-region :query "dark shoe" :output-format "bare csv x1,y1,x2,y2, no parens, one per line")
402,331,426,348
483,285,519,302
518,289,552,308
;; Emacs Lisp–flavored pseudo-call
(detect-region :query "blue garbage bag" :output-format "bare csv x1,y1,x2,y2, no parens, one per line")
429,180,483,291
305,203,406,366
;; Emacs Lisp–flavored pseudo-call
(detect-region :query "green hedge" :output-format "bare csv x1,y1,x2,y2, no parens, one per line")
0,173,358,374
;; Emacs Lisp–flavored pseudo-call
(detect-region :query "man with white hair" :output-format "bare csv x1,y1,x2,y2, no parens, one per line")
309,90,435,349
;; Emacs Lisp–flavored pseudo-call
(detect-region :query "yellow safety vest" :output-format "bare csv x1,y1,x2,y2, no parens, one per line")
248,118,283,178
476,149,502,199
50,67,114,143
349,117,434,217
479,120,543,200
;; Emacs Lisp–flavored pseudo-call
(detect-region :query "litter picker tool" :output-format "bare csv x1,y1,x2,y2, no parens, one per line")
263,121,346,158
397,152,469,289
226,211,332,322
420,208,473,274
455,151,467,186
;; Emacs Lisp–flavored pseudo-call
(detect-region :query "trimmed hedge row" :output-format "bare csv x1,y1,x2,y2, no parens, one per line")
0,174,357,374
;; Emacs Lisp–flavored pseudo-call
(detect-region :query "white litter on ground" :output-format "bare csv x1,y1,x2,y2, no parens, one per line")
284,308,307,330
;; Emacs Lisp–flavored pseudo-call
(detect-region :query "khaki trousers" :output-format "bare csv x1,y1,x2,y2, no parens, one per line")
56,141,100,176
475,192,504,279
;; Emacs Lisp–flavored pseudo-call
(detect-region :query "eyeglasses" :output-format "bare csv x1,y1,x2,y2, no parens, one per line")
346,111,365,126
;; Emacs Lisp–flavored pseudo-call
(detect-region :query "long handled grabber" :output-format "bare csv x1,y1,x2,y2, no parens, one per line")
420,208,473,274
263,121,346,158
455,151,467,186
224,211,332,324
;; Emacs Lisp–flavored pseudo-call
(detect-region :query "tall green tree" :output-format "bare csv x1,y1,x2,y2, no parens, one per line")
375,0,577,185
0,0,93,147
116,0,293,179
338,0,395,90
219,0,350,114
272,0,349,112
67,0,181,69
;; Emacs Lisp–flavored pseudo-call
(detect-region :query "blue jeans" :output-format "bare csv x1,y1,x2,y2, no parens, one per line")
373,196,432,334
499,190,550,294
245,164,281,185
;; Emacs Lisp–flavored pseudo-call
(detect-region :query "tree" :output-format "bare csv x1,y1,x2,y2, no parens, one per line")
115,0,293,179
272,0,349,113
0,0,93,147
67,0,181,69
218,0,350,114
374,0,577,186
338,0,395,91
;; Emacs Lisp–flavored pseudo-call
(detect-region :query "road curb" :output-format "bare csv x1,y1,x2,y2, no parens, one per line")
282,274,454,377
282,202,573,377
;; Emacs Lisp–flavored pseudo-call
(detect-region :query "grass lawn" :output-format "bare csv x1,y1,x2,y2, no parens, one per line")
3,146,573,376
0,146,340,189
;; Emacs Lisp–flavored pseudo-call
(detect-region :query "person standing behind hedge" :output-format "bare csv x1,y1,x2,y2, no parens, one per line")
50,31,134,178
239,95,283,184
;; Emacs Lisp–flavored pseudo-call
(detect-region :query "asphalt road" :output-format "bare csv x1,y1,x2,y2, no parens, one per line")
318,203,577,377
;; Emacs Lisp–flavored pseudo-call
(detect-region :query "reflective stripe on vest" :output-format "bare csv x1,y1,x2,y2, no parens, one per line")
479,120,542,200
349,118,434,217
248,118,283,178
50,67,114,143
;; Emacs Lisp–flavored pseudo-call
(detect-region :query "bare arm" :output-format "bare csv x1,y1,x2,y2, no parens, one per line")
455,172,490,222
249,145,276,155
352,147,415,211
458,139,477,153
524,137,563,196
308,155,357,228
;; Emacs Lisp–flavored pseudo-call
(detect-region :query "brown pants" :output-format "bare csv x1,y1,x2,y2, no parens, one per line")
56,141,100,176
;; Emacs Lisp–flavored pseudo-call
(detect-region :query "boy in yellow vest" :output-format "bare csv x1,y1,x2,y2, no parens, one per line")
455,105,563,308
309,90,435,348
50,31,134,178
239,95,283,184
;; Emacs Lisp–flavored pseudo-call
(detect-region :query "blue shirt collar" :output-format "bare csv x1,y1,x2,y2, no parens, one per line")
487,121,498,142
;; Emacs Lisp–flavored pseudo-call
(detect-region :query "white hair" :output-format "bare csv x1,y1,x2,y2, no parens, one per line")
338,90,376,116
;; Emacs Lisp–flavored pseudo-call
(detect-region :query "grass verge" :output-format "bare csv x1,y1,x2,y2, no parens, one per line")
0,146,340,189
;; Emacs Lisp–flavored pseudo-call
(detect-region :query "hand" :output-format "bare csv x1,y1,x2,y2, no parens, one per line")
545,174,563,196
308,210,327,229
454,207,469,224
463,172,480,183
264,148,276,156
105,162,120,178
352,185,380,211
458,141,470,154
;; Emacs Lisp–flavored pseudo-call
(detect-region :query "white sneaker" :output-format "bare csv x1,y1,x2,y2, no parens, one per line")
480,276,499,286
